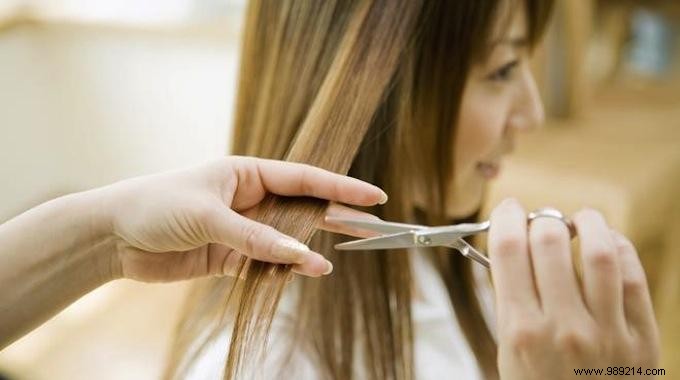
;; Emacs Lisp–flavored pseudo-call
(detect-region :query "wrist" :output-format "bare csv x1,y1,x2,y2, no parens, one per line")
0,191,120,346
68,188,122,282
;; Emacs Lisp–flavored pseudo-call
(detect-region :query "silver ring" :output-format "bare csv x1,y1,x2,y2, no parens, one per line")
527,207,577,238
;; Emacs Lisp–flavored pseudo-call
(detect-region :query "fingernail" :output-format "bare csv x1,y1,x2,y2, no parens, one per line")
378,190,389,205
275,238,311,264
323,259,333,275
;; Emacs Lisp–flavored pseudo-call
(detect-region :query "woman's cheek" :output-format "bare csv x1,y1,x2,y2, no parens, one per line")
461,108,504,160
455,83,509,181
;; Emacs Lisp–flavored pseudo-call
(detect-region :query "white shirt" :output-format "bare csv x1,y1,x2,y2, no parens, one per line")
184,251,490,379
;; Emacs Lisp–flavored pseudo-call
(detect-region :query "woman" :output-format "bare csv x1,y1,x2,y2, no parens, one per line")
166,0,660,379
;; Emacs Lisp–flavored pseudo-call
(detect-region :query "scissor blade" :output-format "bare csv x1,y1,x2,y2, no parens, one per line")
414,221,491,246
325,216,426,234
334,231,419,250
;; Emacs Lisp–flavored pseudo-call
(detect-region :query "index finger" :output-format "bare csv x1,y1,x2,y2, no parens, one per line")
252,158,388,206
488,198,541,319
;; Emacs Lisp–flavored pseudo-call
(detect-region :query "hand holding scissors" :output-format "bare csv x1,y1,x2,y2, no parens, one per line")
329,199,659,380
329,206,575,269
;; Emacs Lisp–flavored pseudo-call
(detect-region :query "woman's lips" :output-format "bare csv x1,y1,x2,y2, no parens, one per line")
477,161,500,179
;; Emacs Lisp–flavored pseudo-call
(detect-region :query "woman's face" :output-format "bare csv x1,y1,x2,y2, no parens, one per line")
447,9,545,218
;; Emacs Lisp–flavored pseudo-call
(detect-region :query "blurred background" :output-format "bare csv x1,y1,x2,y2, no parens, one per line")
0,0,678,379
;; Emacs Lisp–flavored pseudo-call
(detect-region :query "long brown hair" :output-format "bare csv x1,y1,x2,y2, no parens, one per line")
164,1,553,379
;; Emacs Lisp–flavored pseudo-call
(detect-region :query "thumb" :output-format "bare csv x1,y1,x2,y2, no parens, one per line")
206,208,333,277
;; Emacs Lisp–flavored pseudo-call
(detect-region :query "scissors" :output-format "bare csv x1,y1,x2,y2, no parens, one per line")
328,207,575,269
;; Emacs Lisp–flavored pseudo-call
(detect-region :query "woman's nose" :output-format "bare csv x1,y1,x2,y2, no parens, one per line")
508,66,545,132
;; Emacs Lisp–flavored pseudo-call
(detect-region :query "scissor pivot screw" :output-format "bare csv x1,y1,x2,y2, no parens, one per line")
417,235,432,245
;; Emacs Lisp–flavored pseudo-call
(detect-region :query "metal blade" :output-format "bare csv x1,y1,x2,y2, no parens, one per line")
334,231,420,250
325,216,426,234
413,221,490,246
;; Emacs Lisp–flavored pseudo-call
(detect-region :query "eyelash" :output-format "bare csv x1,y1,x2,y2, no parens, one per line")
488,60,519,82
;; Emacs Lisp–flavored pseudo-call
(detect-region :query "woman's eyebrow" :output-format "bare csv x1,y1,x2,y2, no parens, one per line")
490,36,529,48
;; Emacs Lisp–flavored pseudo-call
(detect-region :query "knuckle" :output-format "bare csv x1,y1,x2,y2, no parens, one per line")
623,274,648,295
240,223,262,256
614,237,633,252
554,328,596,356
506,325,544,352
534,228,565,247
224,249,248,278
494,235,524,255
503,317,547,352
299,167,316,195
219,249,234,276
614,235,639,258
586,245,618,270
261,229,280,259
253,225,281,260
331,180,343,201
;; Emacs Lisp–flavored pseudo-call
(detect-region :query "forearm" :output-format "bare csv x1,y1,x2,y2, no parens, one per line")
0,189,117,348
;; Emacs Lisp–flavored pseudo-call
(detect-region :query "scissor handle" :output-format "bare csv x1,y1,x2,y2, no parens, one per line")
449,239,490,268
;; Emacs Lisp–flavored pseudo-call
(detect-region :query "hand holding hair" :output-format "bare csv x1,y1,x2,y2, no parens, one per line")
107,156,386,280
0,155,386,348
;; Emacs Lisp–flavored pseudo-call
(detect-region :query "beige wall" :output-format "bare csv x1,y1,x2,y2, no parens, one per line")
0,21,240,222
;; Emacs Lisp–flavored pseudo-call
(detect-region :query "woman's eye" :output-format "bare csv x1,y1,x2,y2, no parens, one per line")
487,60,519,82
